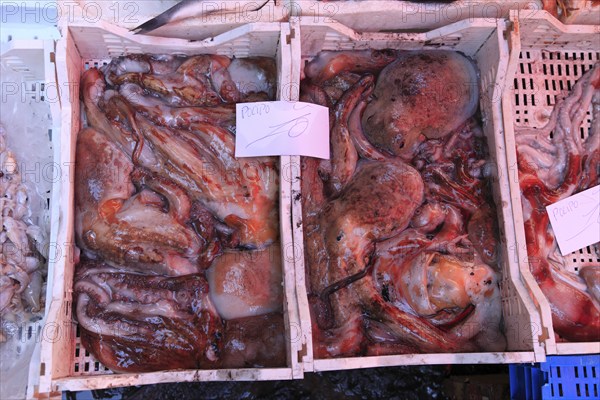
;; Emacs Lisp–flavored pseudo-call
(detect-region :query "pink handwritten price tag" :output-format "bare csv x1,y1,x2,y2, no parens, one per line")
546,185,600,256
235,101,330,159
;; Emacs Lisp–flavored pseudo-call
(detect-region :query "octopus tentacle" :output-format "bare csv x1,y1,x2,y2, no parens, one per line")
326,75,375,197
348,90,389,161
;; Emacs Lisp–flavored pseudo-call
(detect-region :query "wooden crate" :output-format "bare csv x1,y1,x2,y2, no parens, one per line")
288,16,546,373
502,10,600,355
37,20,303,395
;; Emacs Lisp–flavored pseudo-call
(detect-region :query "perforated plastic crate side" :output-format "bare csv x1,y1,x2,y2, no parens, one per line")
1,36,61,400
0,2,60,43
502,9,600,356
540,355,600,399
509,355,600,400
509,363,545,400
289,0,544,32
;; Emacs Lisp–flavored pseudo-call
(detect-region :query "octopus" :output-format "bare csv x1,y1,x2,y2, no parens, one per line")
0,126,46,342
515,62,600,342
74,259,222,372
373,204,505,352
74,54,286,372
300,49,504,357
206,244,283,320
83,67,279,249
361,51,479,159
75,126,210,275
305,50,399,86
106,55,234,106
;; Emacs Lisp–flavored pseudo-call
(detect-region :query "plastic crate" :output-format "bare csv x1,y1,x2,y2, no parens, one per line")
288,0,544,32
510,363,546,400
510,355,600,399
55,0,293,40
0,1,61,43
288,16,545,374
1,38,60,399
542,355,600,399
37,19,302,396
501,10,600,355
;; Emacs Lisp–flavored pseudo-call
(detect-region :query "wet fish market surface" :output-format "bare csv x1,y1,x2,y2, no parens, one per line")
63,364,507,399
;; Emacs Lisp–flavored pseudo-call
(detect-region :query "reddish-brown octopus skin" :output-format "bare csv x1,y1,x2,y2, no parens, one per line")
74,127,204,275
80,317,210,373
317,161,474,354
322,160,425,288
362,51,479,159
467,204,499,266
74,260,223,372
305,50,398,85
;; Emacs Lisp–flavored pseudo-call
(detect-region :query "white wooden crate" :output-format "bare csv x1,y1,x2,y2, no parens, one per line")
289,1,543,32
37,20,303,395
288,16,546,373
502,10,600,356
0,38,60,400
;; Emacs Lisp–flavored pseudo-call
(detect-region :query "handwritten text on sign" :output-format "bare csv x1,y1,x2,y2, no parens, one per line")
546,185,600,256
235,101,330,159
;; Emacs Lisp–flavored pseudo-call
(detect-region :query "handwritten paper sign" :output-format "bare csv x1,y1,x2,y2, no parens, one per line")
235,101,330,159
546,185,600,256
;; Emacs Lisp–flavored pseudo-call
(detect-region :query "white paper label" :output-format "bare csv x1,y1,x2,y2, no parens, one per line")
235,101,330,159
546,185,600,256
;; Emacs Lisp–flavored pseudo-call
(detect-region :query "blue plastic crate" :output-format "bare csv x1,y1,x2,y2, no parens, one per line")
541,355,600,399
510,363,546,400
510,355,600,400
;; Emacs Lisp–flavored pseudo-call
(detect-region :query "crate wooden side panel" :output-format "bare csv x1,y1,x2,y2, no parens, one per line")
38,21,301,393
290,1,543,32
502,10,600,356
291,17,544,373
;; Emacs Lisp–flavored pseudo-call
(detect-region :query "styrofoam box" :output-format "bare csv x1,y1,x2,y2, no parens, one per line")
0,38,60,399
289,1,544,32
56,0,294,40
502,10,600,356
37,20,303,395
288,16,546,373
